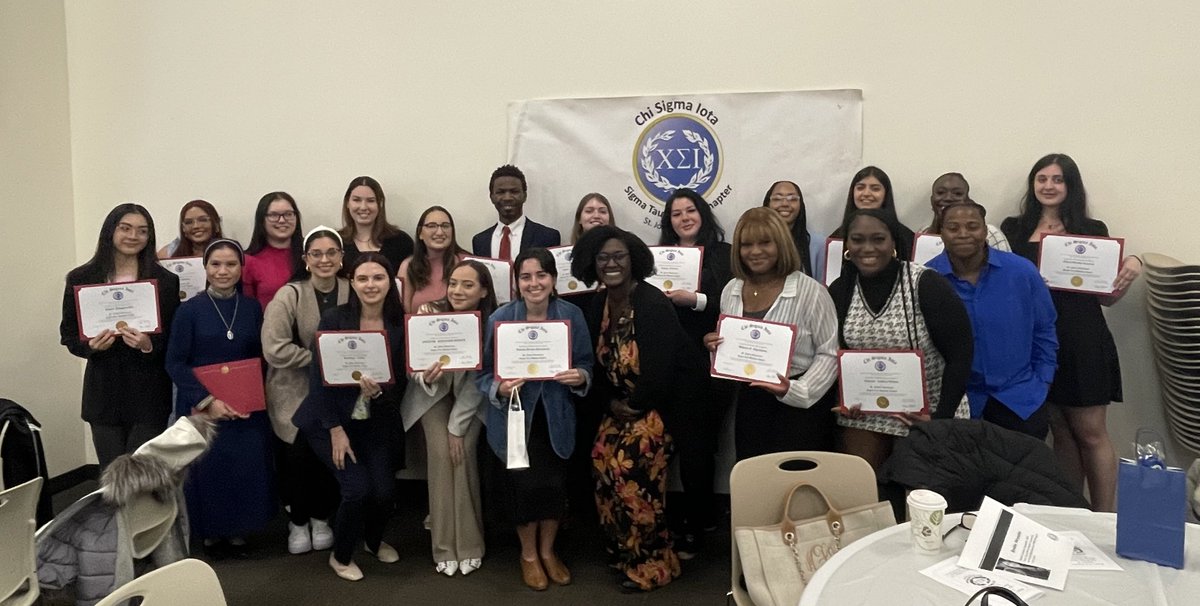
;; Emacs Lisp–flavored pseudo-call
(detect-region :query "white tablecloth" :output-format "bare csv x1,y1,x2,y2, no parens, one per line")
799,504,1200,606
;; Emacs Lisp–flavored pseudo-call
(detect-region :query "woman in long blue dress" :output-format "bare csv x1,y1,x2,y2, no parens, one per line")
166,239,274,555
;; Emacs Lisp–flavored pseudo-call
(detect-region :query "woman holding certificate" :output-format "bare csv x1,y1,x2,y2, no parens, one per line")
338,176,415,276
1000,154,1143,511
403,260,497,577
762,180,820,277
157,199,224,259
292,252,408,581
831,167,916,261
477,248,593,592
703,208,840,460
59,204,181,469
166,239,274,557
243,191,305,310
397,206,467,312
828,209,973,471
261,226,348,555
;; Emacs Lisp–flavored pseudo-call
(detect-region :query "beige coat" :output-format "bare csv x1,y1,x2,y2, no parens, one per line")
261,279,350,442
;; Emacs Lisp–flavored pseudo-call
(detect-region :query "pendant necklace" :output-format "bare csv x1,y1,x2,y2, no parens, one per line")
208,292,239,340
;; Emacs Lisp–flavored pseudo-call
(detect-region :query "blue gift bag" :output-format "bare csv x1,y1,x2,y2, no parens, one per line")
1116,456,1187,568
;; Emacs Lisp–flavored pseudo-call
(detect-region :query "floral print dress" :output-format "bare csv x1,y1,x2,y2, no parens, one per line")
591,301,680,590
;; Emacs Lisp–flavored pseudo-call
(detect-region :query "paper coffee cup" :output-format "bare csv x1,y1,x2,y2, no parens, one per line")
907,489,948,553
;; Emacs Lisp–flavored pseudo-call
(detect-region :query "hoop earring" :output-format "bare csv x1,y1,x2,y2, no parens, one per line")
892,249,899,259
843,250,852,261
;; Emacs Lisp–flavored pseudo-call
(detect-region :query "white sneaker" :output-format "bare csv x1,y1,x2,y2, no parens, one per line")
436,560,459,577
458,558,481,576
310,519,334,551
368,541,400,563
329,554,363,581
287,523,312,555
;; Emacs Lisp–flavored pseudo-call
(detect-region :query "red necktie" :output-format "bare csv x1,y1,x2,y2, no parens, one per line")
499,225,512,261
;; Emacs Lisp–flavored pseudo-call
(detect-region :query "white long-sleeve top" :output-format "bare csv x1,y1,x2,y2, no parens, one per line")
719,271,839,408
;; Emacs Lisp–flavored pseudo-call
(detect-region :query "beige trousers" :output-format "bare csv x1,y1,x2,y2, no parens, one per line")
421,398,485,562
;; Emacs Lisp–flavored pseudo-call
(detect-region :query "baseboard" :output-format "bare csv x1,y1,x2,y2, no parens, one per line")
47,464,99,495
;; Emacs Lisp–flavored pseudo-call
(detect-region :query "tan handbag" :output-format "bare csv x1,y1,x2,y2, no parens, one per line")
734,482,896,606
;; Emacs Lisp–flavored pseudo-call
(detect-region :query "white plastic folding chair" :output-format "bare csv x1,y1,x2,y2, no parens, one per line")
729,451,881,605
0,477,43,606
96,558,226,606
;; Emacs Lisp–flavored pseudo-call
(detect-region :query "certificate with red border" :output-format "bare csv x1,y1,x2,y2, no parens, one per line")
709,314,797,383
547,246,598,295
193,358,266,414
316,330,395,386
494,320,572,381
463,255,514,303
645,246,704,292
73,279,162,339
1037,234,1125,294
837,349,928,414
405,311,483,372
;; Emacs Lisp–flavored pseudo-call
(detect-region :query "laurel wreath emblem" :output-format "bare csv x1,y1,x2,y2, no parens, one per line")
640,129,715,191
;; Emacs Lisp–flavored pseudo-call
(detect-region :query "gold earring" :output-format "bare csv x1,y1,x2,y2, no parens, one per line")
843,250,852,261
892,249,899,259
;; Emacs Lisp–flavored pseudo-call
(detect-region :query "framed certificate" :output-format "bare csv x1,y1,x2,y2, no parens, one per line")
911,233,946,267
73,279,162,339
710,314,797,383
1037,234,1124,294
644,246,704,292
823,238,844,286
837,349,928,414
160,256,206,301
547,246,597,295
463,255,514,303
315,330,395,386
405,311,483,372
493,320,572,381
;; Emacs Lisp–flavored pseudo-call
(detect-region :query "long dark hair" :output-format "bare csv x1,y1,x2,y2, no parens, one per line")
1013,153,1090,239
246,191,304,274
346,252,403,326
291,228,344,282
69,203,159,282
659,188,726,248
835,167,899,235
513,247,558,302
762,180,813,276
408,206,464,292
427,260,499,320
171,199,223,258
338,176,402,246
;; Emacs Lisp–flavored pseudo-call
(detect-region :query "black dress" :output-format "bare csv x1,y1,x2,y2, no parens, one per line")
342,231,415,278
1001,218,1123,406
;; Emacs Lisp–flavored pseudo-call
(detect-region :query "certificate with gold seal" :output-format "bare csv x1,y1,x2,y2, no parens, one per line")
1037,234,1124,294
159,256,206,301
73,279,162,339
709,315,796,383
547,246,597,295
405,311,482,372
837,350,928,414
644,246,703,292
315,330,394,386
494,320,572,381
463,255,514,303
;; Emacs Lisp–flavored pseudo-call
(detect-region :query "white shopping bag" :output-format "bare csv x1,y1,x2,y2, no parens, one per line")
506,389,529,469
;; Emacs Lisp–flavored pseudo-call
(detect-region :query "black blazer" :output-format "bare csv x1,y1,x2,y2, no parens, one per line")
471,218,561,257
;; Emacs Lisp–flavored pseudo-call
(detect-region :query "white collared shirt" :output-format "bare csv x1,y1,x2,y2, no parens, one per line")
489,215,527,258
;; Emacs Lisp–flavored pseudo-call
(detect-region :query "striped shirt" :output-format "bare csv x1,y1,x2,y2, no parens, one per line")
719,271,839,409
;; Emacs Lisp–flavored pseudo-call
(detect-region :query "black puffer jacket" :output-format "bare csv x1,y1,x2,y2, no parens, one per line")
879,419,1089,512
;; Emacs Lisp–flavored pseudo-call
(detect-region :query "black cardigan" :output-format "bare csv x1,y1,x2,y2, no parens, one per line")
674,241,733,346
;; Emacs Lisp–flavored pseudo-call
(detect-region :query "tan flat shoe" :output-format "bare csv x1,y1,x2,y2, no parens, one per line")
520,557,548,591
541,553,572,586
329,554,363,581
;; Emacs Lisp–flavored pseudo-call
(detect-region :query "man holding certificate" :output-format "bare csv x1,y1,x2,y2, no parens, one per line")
60,204,180,470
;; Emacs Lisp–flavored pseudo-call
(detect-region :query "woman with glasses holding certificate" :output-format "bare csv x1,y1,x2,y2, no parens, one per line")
403,260,498,577
166,239,273,558
828,209,973,471
1000,154,1143,512
477,248,593,592
243,191,305,310
397,206,467,313
292,252,409,581
60,204,180,469
703,208,840,460
261,226,349,555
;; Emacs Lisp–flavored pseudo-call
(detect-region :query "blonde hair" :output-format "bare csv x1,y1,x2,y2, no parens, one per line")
730,207,802,281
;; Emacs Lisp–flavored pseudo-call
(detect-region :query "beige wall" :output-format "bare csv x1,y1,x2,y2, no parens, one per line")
11,1,1198,476
1,0,85,474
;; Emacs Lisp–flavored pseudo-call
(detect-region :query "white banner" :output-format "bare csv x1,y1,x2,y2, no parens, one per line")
508,90,863,245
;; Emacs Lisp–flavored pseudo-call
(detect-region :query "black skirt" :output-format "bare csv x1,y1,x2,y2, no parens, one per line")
506,402,567,524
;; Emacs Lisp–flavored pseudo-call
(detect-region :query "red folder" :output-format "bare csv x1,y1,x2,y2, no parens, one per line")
192,358,266,415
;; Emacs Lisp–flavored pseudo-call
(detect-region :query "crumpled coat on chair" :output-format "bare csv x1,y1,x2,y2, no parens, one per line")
879,419,1089,512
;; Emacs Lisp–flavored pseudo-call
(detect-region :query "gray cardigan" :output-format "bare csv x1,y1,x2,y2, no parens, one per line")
261,279,350,443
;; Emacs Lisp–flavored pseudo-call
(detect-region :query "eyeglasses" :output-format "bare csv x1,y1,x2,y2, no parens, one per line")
182,216,212,227
305,249,343,260
942,512,977,541
422,222,453,232
770,194,801,203
266,211,296,223
595,251,629,265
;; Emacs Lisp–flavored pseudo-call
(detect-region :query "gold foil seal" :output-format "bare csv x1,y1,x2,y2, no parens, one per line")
567,280,578,290
876,396,890,408
221,366,230,374
351,371,362,381
1070,276,1083,287
743,363,756,376
438,355,451,364
179,291,187,299
527,363,539,375
663,280,674,289
115,321,128,330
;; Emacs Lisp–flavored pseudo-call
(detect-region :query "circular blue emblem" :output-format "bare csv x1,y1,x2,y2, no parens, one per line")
874,361,887,371
667,252,676,261
439,322,449,332
1074,244,1086,254
749,329,761,340
528,331,538,341
347,340,358,350
174,264,184,272
112,291,124,301
633,115,722,203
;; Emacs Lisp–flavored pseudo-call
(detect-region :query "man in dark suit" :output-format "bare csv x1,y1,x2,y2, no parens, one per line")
471,164,561,259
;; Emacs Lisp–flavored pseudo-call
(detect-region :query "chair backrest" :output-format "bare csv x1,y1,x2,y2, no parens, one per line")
121,492,178,559
96,558,226,606
729,452,878,605
0,477,43,606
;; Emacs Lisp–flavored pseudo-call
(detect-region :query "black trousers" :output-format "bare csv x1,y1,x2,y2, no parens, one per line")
275,436,339,525
982,397,1050,440
305,418,394,564
91,422,164,470
735,384,836,461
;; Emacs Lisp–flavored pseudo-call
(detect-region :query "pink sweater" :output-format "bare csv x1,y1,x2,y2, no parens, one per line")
243,245,294,310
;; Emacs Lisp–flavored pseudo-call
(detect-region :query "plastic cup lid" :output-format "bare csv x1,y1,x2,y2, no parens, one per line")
907,489,948,509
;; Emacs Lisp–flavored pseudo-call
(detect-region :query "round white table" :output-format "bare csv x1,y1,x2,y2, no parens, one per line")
799,504,1200,605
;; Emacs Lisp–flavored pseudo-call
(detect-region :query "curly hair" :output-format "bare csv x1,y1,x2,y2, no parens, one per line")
570,225,655,287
